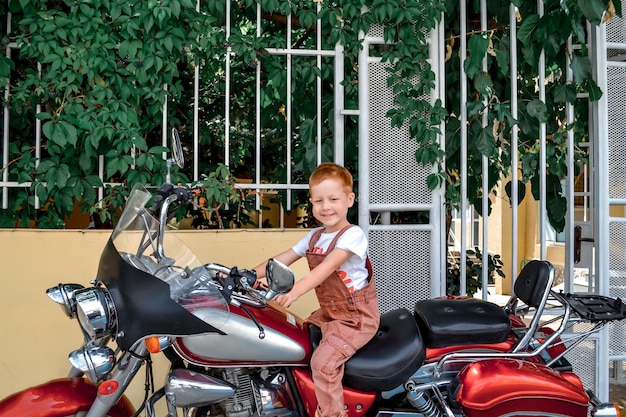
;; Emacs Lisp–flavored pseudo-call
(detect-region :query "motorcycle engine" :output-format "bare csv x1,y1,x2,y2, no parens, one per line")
191,368,296,417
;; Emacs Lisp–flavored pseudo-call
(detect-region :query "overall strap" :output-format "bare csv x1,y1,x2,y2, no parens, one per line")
307,225,354,253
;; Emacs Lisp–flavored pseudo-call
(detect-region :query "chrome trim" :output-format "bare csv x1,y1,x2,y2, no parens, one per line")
593,403,620,417
165,369,236,407
75,287,116,339
180,309,306,362
46,283,85,318
68,344,116,383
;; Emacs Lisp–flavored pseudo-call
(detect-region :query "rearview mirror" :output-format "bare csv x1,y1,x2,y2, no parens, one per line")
265,258,294,300
170,128,184,169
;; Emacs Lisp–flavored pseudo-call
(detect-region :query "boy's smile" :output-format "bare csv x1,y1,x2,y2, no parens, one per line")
309,178,355,233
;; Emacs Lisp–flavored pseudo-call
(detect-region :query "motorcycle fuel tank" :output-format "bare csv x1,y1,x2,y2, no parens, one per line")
174,303,313,366
455,358,589,417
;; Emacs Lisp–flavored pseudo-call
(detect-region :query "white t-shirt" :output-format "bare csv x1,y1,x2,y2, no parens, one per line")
292,226,369,292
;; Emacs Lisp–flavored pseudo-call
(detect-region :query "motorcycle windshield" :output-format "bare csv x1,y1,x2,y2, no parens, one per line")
97,183,229,351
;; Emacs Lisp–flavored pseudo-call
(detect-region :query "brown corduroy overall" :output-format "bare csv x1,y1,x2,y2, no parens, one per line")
305,225,380,417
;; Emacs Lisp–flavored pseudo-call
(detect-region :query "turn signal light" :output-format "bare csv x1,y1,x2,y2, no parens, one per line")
145,336,173,354
146,336,161,354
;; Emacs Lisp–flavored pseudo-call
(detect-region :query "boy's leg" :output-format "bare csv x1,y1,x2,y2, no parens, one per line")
311,318,378,417
310,331,355,417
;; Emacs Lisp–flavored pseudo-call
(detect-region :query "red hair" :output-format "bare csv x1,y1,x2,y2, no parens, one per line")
309,163,353,193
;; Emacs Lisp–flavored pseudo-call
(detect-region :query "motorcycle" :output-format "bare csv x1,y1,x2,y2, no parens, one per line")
1,131,625,417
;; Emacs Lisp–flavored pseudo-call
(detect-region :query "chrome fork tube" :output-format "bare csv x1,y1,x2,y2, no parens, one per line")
85,342,148,417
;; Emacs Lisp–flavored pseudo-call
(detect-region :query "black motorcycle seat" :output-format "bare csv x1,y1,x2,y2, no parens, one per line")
413,298,511,348
309,308,425,392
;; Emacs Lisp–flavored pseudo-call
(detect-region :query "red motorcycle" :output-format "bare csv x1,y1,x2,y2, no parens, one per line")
1,135,625,417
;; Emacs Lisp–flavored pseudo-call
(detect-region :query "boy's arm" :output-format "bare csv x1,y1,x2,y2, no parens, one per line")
253,248,301,278
273,248,353,308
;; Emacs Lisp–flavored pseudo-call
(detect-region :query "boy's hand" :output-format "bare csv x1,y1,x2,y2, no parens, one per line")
273,291,299,308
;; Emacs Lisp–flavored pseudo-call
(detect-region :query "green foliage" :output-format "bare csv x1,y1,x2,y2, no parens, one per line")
191,163,242,229
441,0,619,233
1,0,211,227
1,0,444,228
0,0,620,233
447,247,505,297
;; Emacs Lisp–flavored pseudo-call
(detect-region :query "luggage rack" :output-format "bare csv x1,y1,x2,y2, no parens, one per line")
536,292,626,369
555,293,626,321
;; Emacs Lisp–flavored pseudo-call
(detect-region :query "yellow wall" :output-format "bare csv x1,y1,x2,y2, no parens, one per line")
0,229,315,405
497,182,568,294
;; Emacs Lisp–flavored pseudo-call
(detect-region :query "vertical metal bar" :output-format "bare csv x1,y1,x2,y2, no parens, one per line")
438,17,447,296
316,3,324,165
98,155,104,205
162,84,168,151
459,0,468,295
162,86,168,182
255,4,262,217
537,0,547,260
480,0,489,299
357,35,370,231
2,13,11,209
565,36,575,293
334,41,344,165
286,15,293,210
591,19,610,402
193,0,200,181
509,3,519,284
225,0,231,169
34,63,41,209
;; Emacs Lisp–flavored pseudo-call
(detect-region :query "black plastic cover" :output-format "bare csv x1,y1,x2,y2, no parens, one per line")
97,239,223,351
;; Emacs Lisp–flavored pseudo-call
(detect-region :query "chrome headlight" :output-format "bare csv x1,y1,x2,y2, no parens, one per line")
75,287,116,340
46,283,85,318
69,344,116,383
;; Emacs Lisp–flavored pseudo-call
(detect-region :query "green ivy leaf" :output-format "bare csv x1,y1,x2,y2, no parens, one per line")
56,164,70,188
517,14,540,46
586,78,603,101
504,179,527,204
473,71,494,96
578,0,609,25
468,34,489,68
470,121,495,157
570,54,592,83
526,99,548,123
553,84,577,104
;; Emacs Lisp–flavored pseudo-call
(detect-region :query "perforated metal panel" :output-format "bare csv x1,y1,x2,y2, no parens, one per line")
359,29,443,314
369,230,432,312
607,16,626,44
368,61,433,207
605,16,626,396
566,338,598,392
607,67,626,200
609,222,626,358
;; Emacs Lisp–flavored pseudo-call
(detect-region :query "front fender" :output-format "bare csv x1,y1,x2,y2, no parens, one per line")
0,377,135,417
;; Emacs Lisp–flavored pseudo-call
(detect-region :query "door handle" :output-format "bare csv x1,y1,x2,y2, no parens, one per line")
574,225,594,264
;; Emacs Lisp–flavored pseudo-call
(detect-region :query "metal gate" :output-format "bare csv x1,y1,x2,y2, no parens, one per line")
603,14,626,394
358,25,445,313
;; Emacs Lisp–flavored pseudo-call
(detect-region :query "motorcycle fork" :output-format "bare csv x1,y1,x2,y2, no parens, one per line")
84,344,149,417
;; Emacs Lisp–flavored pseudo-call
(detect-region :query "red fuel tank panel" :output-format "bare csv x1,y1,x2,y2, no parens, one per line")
456,359,589,417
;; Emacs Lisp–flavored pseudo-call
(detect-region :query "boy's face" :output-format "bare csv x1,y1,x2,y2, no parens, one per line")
309,178,355,233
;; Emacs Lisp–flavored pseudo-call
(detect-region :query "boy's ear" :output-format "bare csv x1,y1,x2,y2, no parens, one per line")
348,192,355,206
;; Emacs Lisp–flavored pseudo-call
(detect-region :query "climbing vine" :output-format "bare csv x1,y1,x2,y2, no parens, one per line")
0,0,621,229
441,0,620,232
